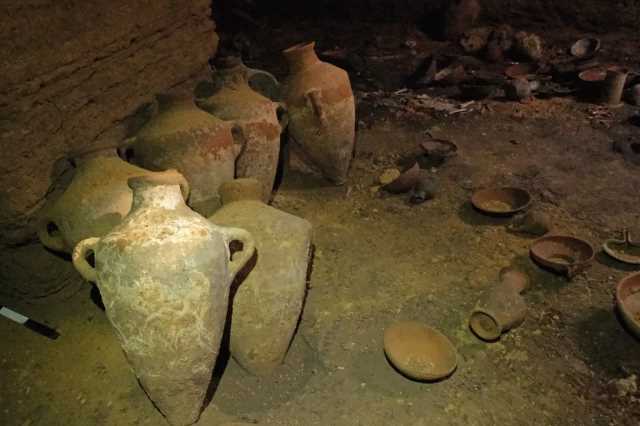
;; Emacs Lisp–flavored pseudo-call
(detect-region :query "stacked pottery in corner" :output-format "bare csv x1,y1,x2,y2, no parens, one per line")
197,57,286,202
120,93,242,216
71,170,256,426
37,147,161,254
209,178,313,376
282,41,355,185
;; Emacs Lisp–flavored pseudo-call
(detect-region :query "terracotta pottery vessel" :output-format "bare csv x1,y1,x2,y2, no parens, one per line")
72,170,255,426
615,272,640,339
120,94,243,216
282,41,355,185
197,57,286,202
383,320,458,381
209,178,313,376
212,56,281,101
38,148,160,254
602,69,628,107
469,268,530,341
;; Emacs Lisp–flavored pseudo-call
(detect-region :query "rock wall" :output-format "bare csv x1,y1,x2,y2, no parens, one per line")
239,0,637,29
0,0,218,245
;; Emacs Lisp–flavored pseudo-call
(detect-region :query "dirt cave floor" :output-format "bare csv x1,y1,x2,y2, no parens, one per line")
2,24,640,426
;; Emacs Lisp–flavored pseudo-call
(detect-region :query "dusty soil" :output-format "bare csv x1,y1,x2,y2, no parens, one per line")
2,18,640,426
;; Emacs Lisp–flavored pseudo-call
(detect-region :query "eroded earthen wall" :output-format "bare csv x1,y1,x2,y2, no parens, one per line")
0,0,218,244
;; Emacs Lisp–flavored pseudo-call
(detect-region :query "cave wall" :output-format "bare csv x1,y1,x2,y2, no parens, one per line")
240,0,638,29
0,0,218,245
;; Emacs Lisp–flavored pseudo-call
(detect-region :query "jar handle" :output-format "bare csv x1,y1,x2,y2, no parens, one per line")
219,227,256,282
117,136,137,161
37,218,66,253
161,169,191,202
72,237,101,282
305,89,327,127
231,124,247,159
276,102,289,130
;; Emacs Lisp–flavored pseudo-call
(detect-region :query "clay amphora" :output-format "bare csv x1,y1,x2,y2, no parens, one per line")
212,56,281,101
71,170,255,426
282,41,355,185
469,268,530,341
197,57,286,202
37,148,160,254
120,94,243,216
209,178,313,375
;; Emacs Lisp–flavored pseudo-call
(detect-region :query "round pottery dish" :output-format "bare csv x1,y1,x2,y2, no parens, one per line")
471,187,532,216
530,235,594,279
603,230,640,265
616,272,640,339
383,321,457,381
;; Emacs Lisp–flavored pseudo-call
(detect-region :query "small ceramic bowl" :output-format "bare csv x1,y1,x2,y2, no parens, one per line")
471,187,532,216
603,231,640,265
530,235,594,279
615,272,640,339
383,321,457,381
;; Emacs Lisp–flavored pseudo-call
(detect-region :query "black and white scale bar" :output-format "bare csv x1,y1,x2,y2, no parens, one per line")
0,306,59,340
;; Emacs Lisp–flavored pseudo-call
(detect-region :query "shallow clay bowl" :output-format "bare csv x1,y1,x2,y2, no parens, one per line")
616,272,640,339
471,187,532,216
603,236,640,265
530,235,594,278
383,321,457,381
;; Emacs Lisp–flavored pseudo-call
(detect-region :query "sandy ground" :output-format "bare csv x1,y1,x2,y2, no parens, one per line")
2,19,640,426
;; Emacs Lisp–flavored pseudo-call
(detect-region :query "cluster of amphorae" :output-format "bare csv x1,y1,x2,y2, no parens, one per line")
37,42,355,426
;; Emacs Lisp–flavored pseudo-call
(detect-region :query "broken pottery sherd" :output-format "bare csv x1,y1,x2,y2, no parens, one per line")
72,170,255,426
209,178,313,376
38,148,162,254
383,320,457,381
120,93,242,216
282,41,356,185
529,235,594,279
469,268,530,341
615,272,640,340
382,163,421,194
197,57,286,202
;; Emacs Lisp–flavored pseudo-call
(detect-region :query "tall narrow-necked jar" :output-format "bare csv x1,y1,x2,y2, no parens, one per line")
282,42,355,185
38,147,159,254
72,170,255,426
197,57,286,202
120,94,242,216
